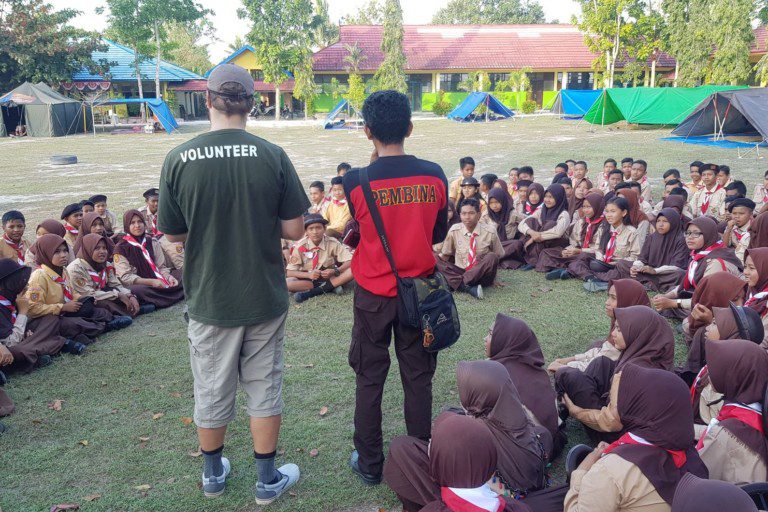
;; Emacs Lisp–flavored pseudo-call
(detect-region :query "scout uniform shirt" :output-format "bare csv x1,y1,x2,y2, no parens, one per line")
139,204,185,271
518,209,571,241
100,210,119,236
691,184,727,222
323,199,352,234
753,184,768,212
727,220,751,264
62,223,78,249
637,175,653,204
67,258,131,302
686,180,705,196
308,197,331,216
440,223,504,269
286,235,353,272
25,265,73,318
567,218,605,253
595,224,641,263
113,238,174,286
448,177,463,205
698,422,768,485
1,236,31,265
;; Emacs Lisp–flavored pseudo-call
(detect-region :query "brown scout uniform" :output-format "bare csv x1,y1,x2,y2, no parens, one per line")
67,258,132,302
113,238,174,286
286,235,353,272
691,186,727,222
698,424,768,485
25,266,72,318
139,205,185,271
0,237,32,265
440,222,504,270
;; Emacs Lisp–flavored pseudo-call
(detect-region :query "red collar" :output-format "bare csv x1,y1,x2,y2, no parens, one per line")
604,432,687,468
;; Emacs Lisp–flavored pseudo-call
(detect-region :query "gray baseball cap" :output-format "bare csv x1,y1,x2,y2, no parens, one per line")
207,64,254,97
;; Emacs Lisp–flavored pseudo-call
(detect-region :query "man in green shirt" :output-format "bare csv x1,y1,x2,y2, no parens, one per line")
158,64,309,504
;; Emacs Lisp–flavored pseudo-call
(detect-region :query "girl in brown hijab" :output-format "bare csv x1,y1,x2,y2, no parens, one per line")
698,339,768,485
561,305,675,443
743,247,768,347
509,184,571,270
25,234,110,344
457,360,547,497
27,218,73,264
672,473,757,512
617,188,651,247
748,210,768,249
73,212,113,256
113,210,183,309
564,363,708,511
486,314,565,458
568,178,593,218
384,412,531,512
662,194,692,226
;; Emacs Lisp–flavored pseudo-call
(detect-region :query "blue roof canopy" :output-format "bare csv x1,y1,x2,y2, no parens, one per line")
96,98,179,133
73,39,203,83
554,89,602,118
446,92,514,121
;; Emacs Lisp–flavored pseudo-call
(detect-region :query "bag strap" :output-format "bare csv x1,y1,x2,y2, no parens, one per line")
360,168,400,279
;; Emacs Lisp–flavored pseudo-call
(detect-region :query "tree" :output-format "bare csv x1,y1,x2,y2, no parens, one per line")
163,20,213,75
344,73,366,112
373,0,407,93
341,0,384,24
708,0,754,85
343,43,368,73
228,35,246,52
755,54,768,86
0,0,107,92
323,77,347,101
661,0,711,86
432,0,546,24
624,1,665,87
292,48,318,120
312,0,338,48
458,72,488,92
240,0,315,120
575,0,634,88
498,68,531,92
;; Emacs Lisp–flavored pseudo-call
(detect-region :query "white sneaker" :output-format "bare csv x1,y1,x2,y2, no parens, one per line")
202,457,231,497
255,463,301,505
334,286,344,296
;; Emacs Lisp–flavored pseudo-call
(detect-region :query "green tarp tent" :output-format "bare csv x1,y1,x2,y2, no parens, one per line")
583,85,748,126
0,82,91,137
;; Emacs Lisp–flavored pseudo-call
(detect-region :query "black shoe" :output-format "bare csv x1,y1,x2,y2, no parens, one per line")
294,291,310,303
545,269,562,280
106,316,133,332
138,304,156,315
62,339,86,355
0,370,6,386
519,264,534,271
37,355,53,368
565,444,594,482
560,270,573,280
349,451,381,486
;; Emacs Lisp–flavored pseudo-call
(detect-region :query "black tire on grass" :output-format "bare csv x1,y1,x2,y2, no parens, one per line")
50,155,77,165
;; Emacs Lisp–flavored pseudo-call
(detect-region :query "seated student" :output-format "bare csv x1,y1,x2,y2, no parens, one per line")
691,164,727,222
138,189,184,278
539,192,604,277
68,234,140,320
549,279,649,373
286,214,353,303
563,364,708,512
752,169,768,212
597,158,617,192
553,162,568,181
743,247,768,348
479,173,498,202
26,234,113,345
28,219,73,264
697,339,768,485
610,208,690,292
618,183,654,229
672,473,757,512
60,203,83,249
519,181,542,219
73,212,110,256
652,178,683,213
515,183,571,270
433,201,460,254
564,195,641,291
722,198,755,263
384,413,531,512
448,156,476,206
1,211,31,265
567,177,593,221
486,314,565,458
652,217,743,320
336,161,351,177
507,167,520,201
437,198,504,299
565,159,576,177
664,188,694,223
80,200,95,214
663,168,681,184
724,179,747,203
307,181,330,215
322,176,352,239
454,176,486,213
487,188,520,268
89,195,118,237
559,305,675,442
553,173,574,203
517,165,534,183
113,210,184,310
512,180,532,220
571,160,589,189
603,168,625,194
0,259,69,373
686,160,705,195
619,157,633,180
716,165,733,188
630,159,652,203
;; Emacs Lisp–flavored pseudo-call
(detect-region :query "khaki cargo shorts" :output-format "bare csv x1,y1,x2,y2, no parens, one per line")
188,312,287,429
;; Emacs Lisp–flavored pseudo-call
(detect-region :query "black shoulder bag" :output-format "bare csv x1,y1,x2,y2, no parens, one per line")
359,168,460,352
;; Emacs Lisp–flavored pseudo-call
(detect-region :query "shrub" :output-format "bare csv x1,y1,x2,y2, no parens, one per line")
432,90,454,116
521,100,538,114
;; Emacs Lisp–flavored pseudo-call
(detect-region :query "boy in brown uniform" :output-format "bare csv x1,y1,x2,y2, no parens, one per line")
1,211,31,265
89,195,119,237
139,188,184,274
437,198,504,300
286,214,353,302
691,164,727,222
448,157,475,205
323,176,352,239
60,203,83,249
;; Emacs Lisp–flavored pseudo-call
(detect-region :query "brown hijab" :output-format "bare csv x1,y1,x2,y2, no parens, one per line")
639,208,690,269
688,272,746,331
617,189,648,227
488,314,559,440
568,178,593,217
34,233,68,274
457,360,545,492
748,211,768,249
37,219,66,238
684,217,743,289
74,212,110,256
662,195,688,222
745,247,768,316
0,260,31,339
113,210,157,279
712,307,740,340
579,193,605,247
609,363,708,504
672,473,757,512
614,305,675,373
706,339,768,464
607,279,651,336
78,233,108,271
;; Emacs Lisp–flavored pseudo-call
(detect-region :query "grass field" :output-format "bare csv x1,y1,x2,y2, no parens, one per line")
1,116,765,512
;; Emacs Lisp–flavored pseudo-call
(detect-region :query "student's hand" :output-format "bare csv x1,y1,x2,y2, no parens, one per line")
726,219,735,230
15,294,30,316
547,361,565,373
0,345,13,366
578,442,609,472
150,279,167,289
166,276,178,287
640,266,656,275
691,304,714,325
652,295,675,312
629,266,639,278
308,270,322,281
61,301,82,313
320,269,336,280
128,296,140,315
562,393,581,416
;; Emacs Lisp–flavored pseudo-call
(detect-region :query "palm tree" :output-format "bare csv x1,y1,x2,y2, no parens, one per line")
755,53,768,87
343,43,368,73
506,68,532,93
228,35,245,52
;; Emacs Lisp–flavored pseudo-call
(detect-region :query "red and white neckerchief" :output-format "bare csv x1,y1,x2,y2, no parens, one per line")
64,223,79,237
700,185,723,214
2,234,25,264
697,402,764,450
603,227,619,264
332,198,347,206
682,241,726,291
690,365,709,404
122,235,170,286
298,245,320,270
762,187,768,205
87,268,107,289
466,232,478,270
745,285,768,309
583,215,604,248
52,274,73,302
732,224,749,245
604,432,687,468
524,202,539,216
441,487,505,512
146,212,163,238
0,295,17,324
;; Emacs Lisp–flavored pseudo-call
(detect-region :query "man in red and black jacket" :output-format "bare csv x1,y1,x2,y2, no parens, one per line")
343,90,449,485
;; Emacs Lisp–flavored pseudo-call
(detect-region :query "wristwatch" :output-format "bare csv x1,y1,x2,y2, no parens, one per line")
676,299,682,309
334,267,341,277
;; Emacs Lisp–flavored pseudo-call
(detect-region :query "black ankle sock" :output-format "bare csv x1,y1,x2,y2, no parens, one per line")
202,445,224,477
254,450,280,484
320,280,336,292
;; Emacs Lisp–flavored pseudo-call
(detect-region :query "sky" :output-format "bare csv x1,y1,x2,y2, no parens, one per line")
55,0,582,64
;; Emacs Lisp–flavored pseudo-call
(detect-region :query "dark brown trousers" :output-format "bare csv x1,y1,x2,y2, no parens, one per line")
435,253,500,290
383,436,438,512
7,315,67,372
349,285,438,476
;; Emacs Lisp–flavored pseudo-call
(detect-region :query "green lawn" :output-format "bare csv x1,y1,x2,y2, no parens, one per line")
0,116,764,511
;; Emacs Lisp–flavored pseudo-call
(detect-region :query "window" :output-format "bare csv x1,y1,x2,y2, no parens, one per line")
439,73,468,92
489,73,510,90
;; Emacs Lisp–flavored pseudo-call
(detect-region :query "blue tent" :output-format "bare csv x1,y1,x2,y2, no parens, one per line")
551,89,602,118
324,99,362,130
446,92,514,122
96,98,179,133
